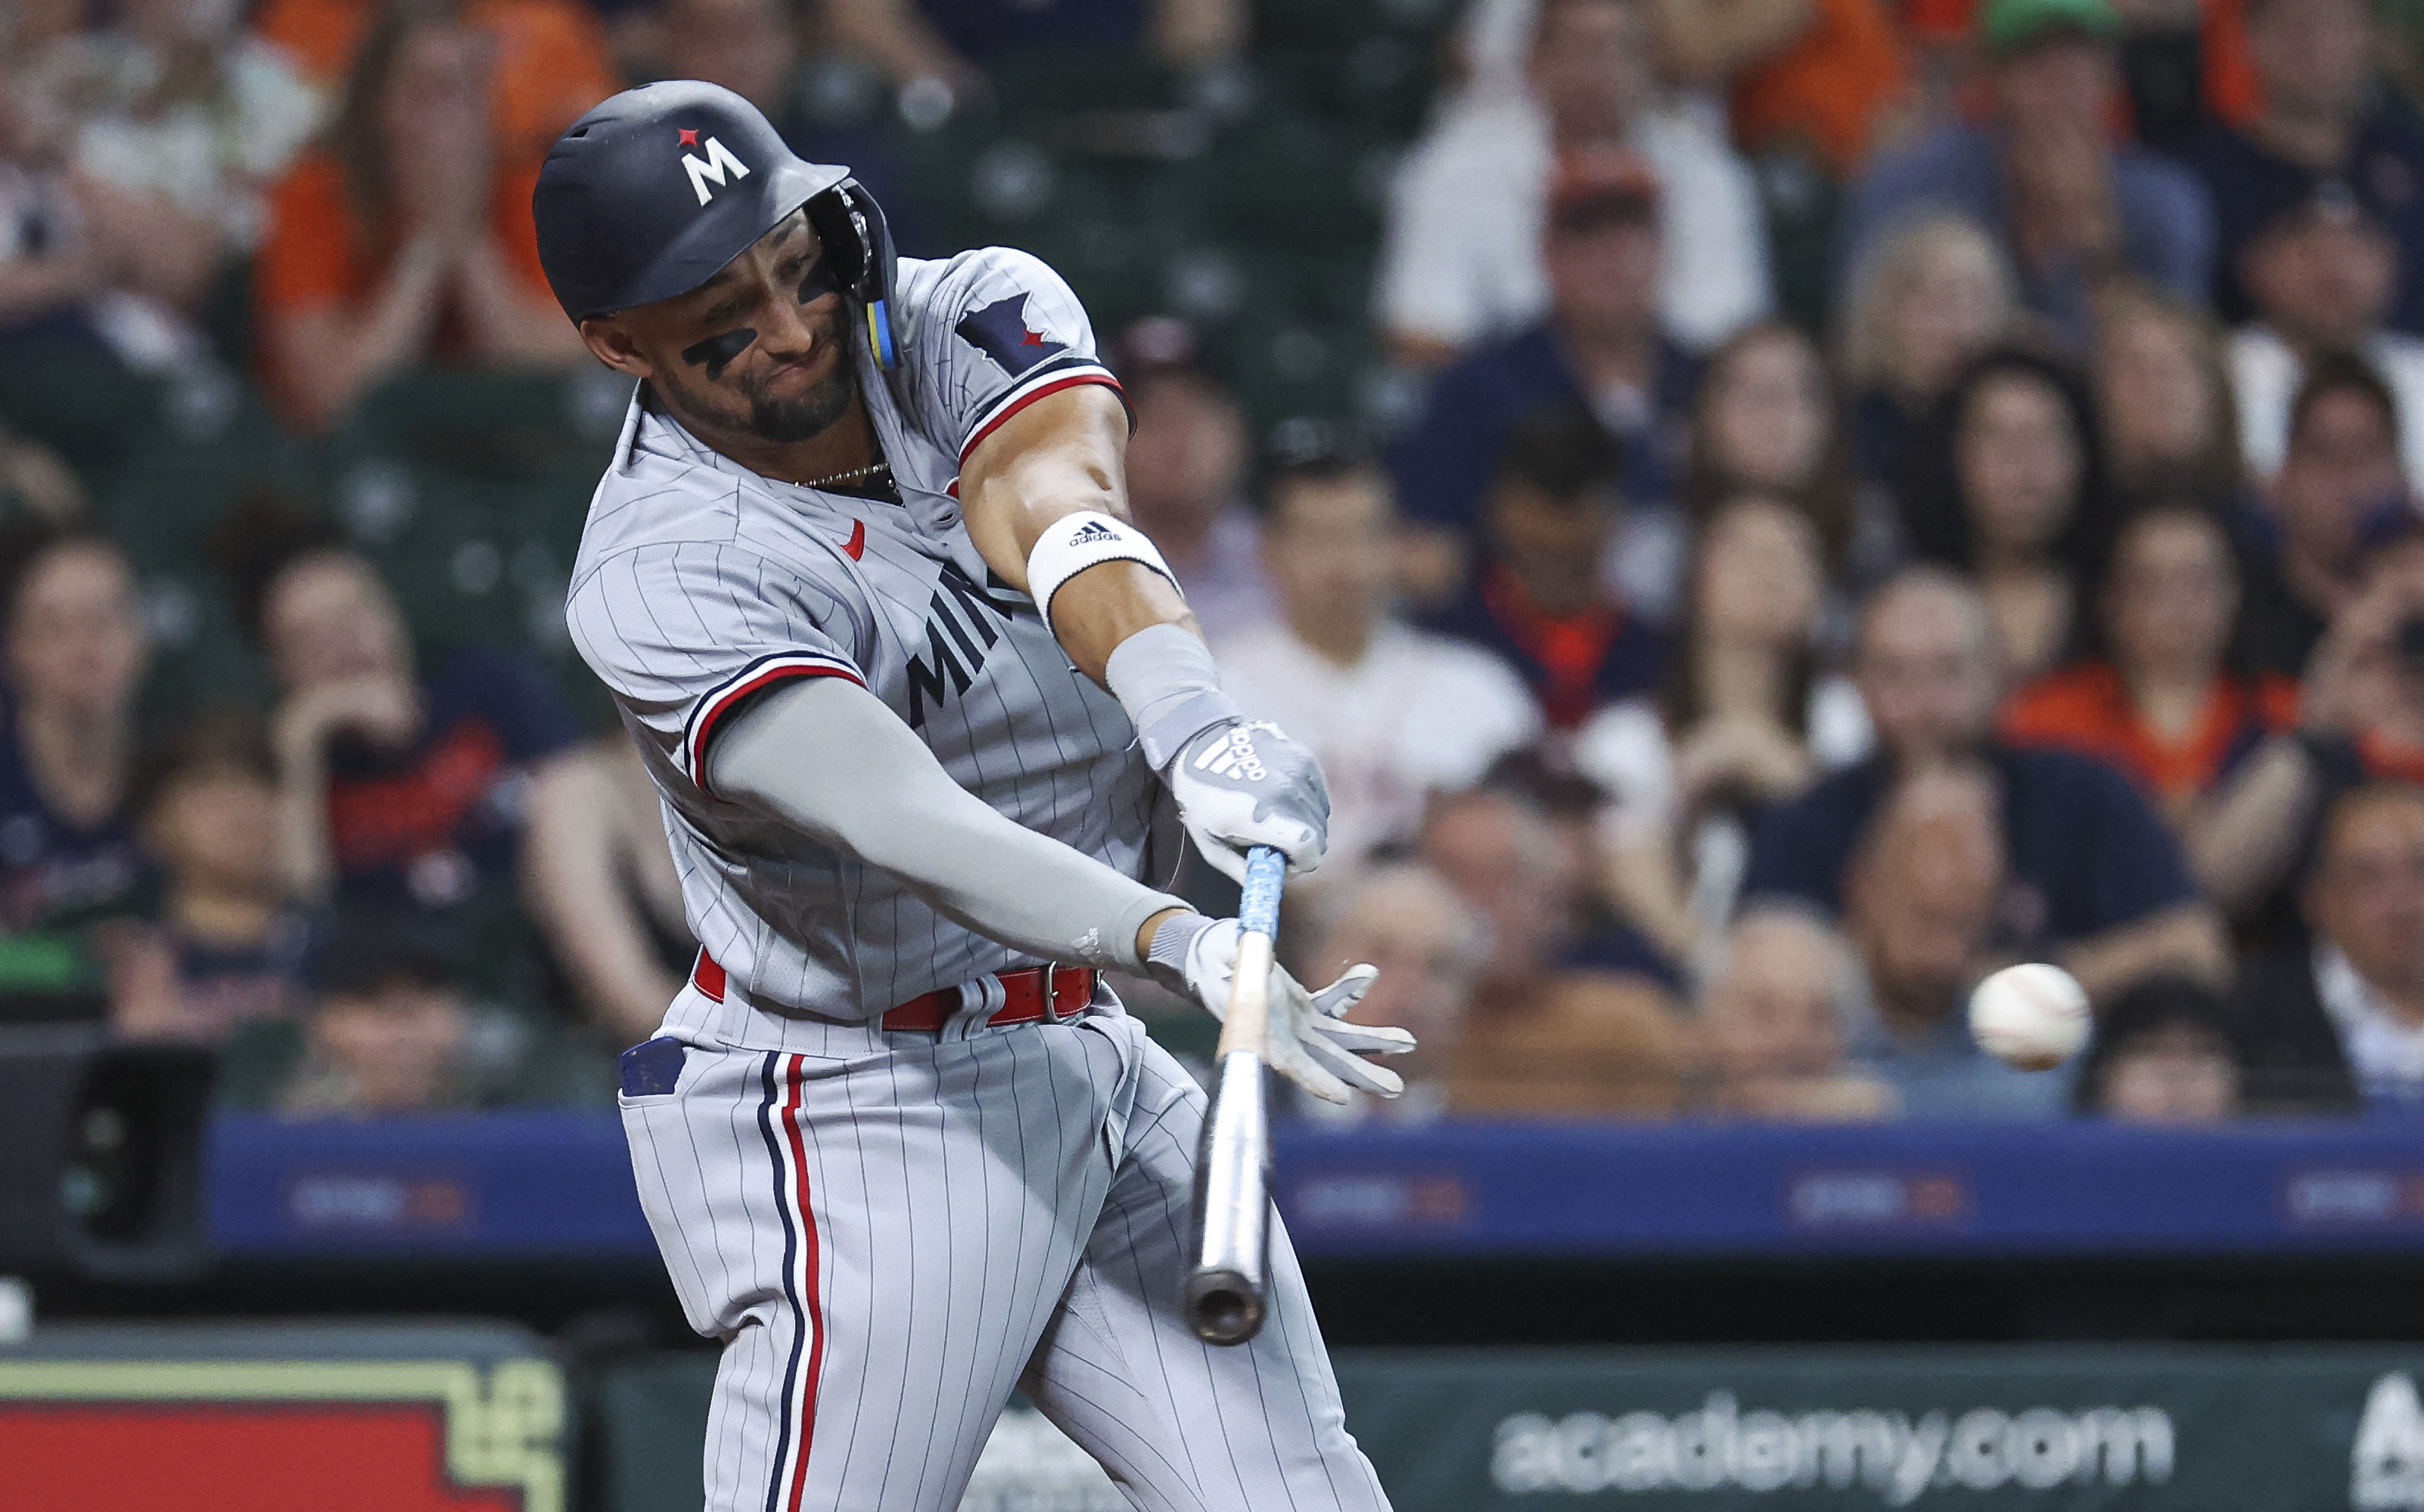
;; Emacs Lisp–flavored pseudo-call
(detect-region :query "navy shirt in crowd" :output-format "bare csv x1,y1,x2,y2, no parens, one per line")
1387,324,1700,541
170,912,315,1041
323,647,581,910
0,695,147,931
1422,566,1669,730
2171,108,2424,334
1742,746,2201,951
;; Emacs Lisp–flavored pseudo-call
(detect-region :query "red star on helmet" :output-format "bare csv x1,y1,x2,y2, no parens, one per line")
677,128,699,146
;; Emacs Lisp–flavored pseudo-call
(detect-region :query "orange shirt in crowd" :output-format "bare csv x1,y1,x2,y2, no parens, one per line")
1897,0,2257,129
1999,660,2300,811
1733,0,1913,177
250,0,614,419
1900,0,1959,40
253,0,620,160
2355,731,2424,788
253,152,555,417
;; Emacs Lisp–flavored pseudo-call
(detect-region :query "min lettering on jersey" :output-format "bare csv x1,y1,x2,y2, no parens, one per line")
905,560,1032,728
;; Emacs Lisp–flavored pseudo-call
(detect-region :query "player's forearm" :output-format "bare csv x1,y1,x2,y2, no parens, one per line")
708,677,1188,973
1046,563,1200,685
959,383,1195,682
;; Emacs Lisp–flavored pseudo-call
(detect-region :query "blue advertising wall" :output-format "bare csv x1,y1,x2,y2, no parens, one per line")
207,1113,2424,1262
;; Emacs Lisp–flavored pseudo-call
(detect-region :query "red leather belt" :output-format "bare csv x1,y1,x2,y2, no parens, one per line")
691,952,1094,1032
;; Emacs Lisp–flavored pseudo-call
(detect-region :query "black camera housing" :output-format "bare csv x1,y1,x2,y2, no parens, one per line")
0,1026,214,1282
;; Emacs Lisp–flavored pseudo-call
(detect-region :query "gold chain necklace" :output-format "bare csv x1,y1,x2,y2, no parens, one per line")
797,460,893,490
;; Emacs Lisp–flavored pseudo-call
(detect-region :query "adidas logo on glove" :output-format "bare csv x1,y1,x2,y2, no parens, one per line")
1193,725,1270,782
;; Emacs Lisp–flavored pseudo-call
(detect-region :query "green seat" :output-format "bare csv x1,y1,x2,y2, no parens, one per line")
1251,0,1459,51
0,355,299,510
1252,45,1438,137
0,356,168,477
100,449,315,711
984,50,1191,117
1200,308,1374,436
321,452,604,729
340,371,624,487
1191,112,1379,250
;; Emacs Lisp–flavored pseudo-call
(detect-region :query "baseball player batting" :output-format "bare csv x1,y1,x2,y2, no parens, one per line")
532,82,1414,1512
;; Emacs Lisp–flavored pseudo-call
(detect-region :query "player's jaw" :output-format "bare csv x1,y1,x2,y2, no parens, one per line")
726,300,859,443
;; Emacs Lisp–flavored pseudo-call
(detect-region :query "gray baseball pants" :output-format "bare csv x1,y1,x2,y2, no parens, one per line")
619,987,1392,1512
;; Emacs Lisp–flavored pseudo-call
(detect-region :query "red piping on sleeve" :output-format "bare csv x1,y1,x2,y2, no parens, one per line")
689,663,865,792
958,372,1127,467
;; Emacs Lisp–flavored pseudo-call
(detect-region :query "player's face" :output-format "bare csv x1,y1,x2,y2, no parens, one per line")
589,210,859,445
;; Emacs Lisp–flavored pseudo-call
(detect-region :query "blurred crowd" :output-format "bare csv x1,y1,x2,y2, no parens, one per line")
10,0,2424,1128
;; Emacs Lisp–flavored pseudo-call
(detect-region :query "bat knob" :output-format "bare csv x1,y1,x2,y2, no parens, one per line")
1184,1267,1266,1346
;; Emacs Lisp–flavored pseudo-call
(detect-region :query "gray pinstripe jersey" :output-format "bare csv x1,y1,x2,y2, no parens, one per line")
567,247,1174,1036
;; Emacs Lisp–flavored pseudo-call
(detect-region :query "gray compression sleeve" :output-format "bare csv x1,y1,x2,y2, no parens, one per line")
705,675,1189,973
1102,622,1241,770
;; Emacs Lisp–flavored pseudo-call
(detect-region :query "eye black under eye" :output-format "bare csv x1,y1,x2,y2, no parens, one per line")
682,327,757,380
797,253,844,304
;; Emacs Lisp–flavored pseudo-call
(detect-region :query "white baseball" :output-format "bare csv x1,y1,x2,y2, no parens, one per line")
1968,963,2090,1071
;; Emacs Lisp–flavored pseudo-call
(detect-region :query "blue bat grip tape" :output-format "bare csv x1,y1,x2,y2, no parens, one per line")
1238,846,1285,939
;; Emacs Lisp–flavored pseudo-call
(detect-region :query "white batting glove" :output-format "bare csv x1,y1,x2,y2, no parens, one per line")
1165,720,1331,881
1147,914,1414,1104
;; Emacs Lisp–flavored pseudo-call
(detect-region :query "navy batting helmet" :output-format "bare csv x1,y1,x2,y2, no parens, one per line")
532,81,901,366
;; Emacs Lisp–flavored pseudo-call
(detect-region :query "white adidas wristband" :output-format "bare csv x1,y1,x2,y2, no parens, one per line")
1024,511,1180,632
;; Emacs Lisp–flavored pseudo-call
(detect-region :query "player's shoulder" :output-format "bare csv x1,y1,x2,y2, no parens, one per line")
897,246,1079,312
894,247,1092,360
576,393,743,567
564,522,869,694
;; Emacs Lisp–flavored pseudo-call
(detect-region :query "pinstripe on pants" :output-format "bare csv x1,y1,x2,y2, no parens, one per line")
620,993,1393,1512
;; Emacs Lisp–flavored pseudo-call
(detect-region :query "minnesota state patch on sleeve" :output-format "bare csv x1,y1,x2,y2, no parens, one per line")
956,294,1069,376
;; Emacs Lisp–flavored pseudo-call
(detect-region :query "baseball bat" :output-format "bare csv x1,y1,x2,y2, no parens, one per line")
1183,844,1285,1346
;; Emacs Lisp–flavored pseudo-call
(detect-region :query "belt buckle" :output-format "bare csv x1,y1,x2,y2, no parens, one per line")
1040,962,1077,1023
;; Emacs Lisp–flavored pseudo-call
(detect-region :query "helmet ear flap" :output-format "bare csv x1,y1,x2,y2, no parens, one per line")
805,179,901,369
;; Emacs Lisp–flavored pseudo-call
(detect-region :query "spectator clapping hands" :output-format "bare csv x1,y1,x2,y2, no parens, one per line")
383,27,497,260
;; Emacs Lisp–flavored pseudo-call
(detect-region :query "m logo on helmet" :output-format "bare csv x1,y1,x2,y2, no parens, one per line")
681,136,751,206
